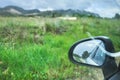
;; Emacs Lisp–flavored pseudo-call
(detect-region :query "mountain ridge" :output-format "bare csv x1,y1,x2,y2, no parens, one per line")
0,5,40,16
0,5,100,18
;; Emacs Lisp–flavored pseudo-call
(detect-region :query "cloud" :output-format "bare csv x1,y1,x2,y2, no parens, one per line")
0,0,120,17
0,0,14,7
0,0,91,10
86,7,120,18
85,0,120,17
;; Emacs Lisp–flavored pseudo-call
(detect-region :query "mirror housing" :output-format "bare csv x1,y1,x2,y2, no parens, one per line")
72,39,106,66
68,36,115,68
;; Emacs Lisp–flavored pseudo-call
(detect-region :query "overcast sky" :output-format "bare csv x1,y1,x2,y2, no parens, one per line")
0,0,120,17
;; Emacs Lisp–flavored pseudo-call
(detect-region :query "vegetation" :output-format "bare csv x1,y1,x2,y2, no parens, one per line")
0,16,120,80
114,13,120,19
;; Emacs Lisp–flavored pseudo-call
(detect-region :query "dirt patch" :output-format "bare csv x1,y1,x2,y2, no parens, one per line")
66,67,104,80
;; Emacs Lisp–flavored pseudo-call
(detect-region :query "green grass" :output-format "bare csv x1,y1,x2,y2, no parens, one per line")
0,16,120,80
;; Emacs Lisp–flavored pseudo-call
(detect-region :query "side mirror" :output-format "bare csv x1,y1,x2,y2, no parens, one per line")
68,36,118,79
68,36,115,67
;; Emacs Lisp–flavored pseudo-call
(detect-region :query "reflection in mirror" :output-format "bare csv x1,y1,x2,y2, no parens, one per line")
73,40,106,66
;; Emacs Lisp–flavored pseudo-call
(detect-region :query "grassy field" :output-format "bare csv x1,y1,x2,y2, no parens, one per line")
0,16,120,80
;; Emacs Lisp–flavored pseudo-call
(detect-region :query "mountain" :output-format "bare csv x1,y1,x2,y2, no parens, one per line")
38,9,100,18
0,6,40,16
0,5,100,18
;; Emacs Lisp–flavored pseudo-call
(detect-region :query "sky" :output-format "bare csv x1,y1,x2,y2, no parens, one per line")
0,0,120,18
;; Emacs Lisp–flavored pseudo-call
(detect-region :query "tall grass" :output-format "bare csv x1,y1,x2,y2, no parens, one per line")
0,17,120,80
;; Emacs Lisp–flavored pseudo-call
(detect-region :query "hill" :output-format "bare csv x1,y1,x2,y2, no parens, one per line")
38,9,100,18
0,6,40,16
0,5,100,18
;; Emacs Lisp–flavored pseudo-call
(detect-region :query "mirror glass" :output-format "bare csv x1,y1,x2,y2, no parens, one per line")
73,40,106,66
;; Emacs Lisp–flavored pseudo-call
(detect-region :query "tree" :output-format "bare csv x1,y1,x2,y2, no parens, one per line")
114,13,120,19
